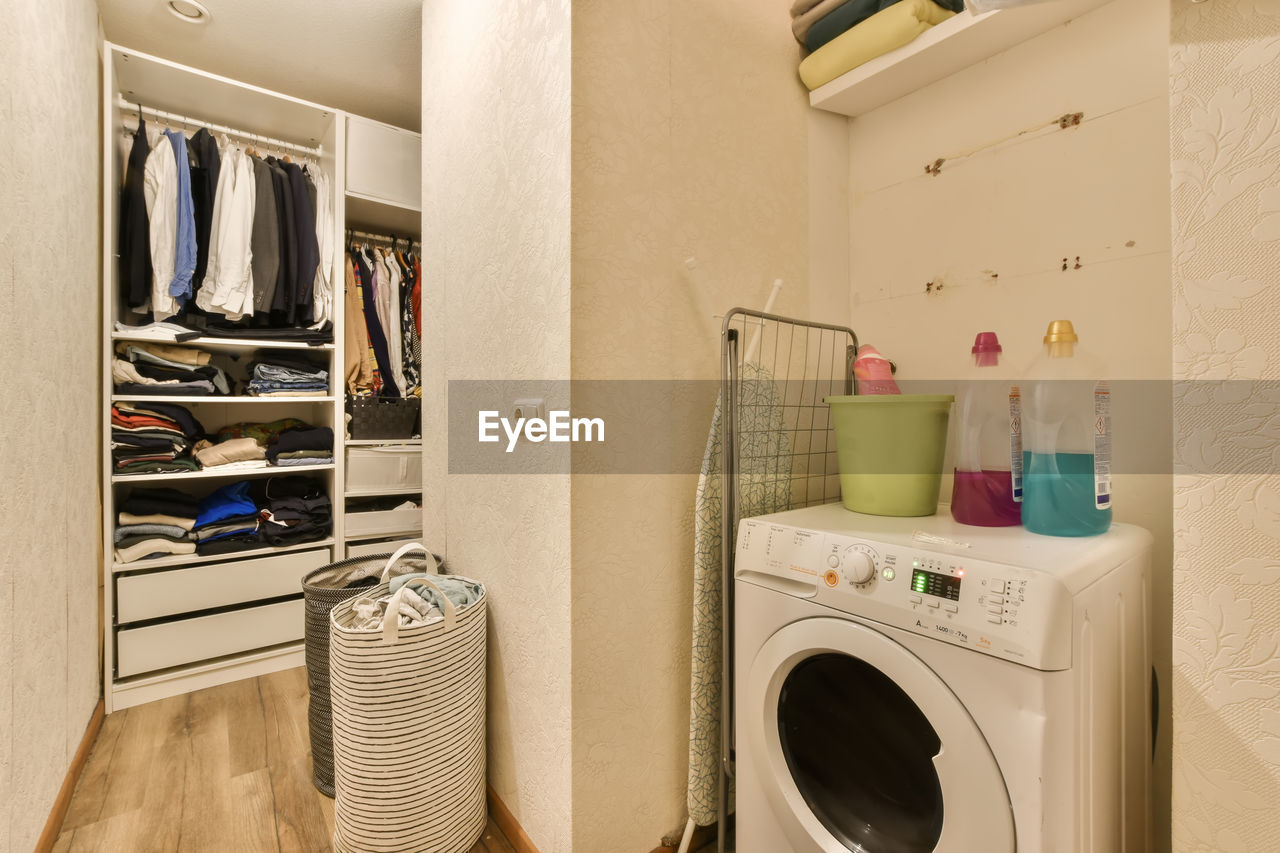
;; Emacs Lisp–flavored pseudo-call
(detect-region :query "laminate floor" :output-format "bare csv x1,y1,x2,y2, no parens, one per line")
53,666,513,853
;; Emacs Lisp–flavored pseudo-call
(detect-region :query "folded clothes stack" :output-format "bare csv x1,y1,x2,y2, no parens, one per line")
254,476,333,546
111,402,203,475
267,425,335,467
192,481,262,555
112,341,231,396
794,0,959,90
247,353,329,397
114,487,200,562
192,436,268,471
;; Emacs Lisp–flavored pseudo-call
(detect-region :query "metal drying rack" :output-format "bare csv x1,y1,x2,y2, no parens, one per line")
716,308,858,853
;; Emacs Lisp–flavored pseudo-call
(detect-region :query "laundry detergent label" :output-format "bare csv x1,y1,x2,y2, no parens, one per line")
1009,386,1023,502
1093,381,1112,510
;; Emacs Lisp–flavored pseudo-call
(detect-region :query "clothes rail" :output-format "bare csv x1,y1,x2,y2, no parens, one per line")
349,229,420,249
116,98,322,157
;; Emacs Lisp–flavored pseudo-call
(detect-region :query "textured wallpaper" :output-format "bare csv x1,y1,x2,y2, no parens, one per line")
421,1,574,851
0,0,103,849
1171,0,1280,849
569,0,813,849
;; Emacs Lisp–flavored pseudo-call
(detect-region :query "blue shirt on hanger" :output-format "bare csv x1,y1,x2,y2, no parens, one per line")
165,129,198,306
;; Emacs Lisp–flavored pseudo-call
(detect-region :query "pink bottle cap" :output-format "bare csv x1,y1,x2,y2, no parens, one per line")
971,332,1001,368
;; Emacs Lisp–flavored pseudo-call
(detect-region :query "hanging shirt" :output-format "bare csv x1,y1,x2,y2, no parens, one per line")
249,156,280,315
309,167,334,329
267,158,297,321
380,248,407,395
143,128,179,318
120,118,152,311
284,162,319,325
397,250,421,394
164,129,198,307
188,127,221,294
197,143,256,320
355,248,398,397
344,254,375,394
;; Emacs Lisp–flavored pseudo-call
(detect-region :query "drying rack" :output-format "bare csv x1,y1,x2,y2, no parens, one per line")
716,308,857,852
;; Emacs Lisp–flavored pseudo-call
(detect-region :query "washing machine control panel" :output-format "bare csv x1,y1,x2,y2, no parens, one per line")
736,519,1073,669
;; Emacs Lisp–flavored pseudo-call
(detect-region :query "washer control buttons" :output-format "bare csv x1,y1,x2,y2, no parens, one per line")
823,570,840,588
882,567,896,582
909,594,922,605
988,594,1004,605
992,579,1006,593
827,554,841,569
987,615,1003,624
944,603,958,613
927,600,940,609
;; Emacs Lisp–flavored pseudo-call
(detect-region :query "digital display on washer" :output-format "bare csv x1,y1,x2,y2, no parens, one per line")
911,569,961,601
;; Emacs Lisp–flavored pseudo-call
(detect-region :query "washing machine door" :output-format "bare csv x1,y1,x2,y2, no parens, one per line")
744,616,1015,853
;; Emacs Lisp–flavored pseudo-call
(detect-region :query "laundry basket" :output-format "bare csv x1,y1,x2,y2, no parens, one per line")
301,548,434,796
329,543,487,853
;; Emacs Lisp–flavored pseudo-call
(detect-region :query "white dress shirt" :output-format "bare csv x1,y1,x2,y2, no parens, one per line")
142,127,179,318
197,142,256,319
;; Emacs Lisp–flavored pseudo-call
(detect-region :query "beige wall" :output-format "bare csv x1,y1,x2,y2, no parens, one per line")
843,0,1173,846
569,1,820,849
421,1,574,850
0,0,103,848
1170,0,1280,849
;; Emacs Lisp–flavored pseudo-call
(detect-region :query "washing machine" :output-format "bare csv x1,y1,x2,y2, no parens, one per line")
734,503,1152,853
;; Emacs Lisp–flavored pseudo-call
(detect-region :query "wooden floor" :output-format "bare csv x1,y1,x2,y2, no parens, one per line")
53,666,513,853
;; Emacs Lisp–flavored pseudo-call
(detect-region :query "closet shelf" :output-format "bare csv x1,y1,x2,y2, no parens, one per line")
345,485,424,498
344,439,422,447
345,192,422,236
112,463,335,484
112,538,335,574
345,529,423,544
808,0,1114,118
112,332,335,351
112,395,336,403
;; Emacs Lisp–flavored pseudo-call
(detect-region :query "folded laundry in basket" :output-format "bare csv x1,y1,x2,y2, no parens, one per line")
389,575,485,610
798,0,955,90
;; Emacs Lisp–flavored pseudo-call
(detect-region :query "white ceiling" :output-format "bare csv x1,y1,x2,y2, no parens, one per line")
99,0,422,130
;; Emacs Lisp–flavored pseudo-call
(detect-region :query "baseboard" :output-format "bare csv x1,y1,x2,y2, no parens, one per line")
35,699,105,853
651,822,716,853
487,784,541,853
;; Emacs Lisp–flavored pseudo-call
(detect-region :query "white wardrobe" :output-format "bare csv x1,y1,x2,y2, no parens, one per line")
101,44,423,711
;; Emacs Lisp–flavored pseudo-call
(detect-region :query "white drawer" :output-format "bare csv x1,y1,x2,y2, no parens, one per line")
346,506,422,539
116,549,330,623
346,446,423,494
346,117,421,210
346,537,422,559
116,598,303,678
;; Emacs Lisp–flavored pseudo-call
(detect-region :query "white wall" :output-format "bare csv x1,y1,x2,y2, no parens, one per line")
0,0,103,848
842,0,1173,847
1170,1,1280,849
421,1,574,851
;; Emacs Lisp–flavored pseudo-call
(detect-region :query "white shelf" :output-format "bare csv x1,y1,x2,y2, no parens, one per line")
345,485,423,498
112,332,334,351
345,529,423,544
809,0,1114,118
345,192,422,236
112,463,335,484
345,438,422,446
112,395,336,403
112,539,335,574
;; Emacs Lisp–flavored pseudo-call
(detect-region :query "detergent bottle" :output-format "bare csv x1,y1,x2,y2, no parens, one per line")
1017,320,1112,536
951,332,1020,526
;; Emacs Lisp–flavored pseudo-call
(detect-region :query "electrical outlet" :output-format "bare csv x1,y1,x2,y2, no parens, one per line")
512,398,546,421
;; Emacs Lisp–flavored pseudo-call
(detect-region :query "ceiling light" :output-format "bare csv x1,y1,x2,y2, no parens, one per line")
167,0,211,24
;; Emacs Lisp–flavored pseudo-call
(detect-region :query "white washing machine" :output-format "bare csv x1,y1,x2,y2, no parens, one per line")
734,503,1152,853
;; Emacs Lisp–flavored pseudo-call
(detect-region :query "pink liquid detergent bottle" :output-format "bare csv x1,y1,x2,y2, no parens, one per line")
951,332,1021,526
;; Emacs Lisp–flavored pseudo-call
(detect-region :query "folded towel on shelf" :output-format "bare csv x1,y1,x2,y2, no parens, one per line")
805,0,884,50
274,456,334,467
115,538,197,563
113,523,192,543
193,437,268,468
118,511,197,531
792,0,849,44
798,0,955,90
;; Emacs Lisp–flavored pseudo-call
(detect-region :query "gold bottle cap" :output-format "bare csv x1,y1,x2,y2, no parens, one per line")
1043,320,1079,344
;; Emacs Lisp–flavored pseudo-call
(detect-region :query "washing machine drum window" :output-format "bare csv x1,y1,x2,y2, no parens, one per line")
778,653,943,852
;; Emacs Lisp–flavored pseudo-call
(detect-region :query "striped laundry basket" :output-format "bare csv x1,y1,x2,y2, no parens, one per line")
329,543,487,853
301,548,433,796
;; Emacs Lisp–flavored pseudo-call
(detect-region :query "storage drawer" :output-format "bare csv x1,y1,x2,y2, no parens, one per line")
346,116,421,210
346,446,423,493
347,538,422,559
346,505,422,539
116,549,330,624
116,598,303,678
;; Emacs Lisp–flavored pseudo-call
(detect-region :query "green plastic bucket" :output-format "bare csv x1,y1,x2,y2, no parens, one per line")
824,394,954,517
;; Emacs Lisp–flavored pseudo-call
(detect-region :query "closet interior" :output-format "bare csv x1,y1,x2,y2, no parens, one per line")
101,44,423,712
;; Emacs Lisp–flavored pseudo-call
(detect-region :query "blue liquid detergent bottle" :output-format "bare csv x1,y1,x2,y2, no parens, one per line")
1015,320,1112,536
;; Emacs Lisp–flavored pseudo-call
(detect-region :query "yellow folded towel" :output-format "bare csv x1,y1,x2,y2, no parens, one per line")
798,0,957,91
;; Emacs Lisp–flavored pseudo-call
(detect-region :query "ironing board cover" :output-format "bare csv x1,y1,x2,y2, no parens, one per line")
686,363,793,826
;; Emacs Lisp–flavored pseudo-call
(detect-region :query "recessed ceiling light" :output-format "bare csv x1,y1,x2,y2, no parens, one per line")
167,0,211,24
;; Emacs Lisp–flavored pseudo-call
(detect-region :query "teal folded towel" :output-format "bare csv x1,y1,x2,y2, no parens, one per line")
806,0,884,51
390,574,484,611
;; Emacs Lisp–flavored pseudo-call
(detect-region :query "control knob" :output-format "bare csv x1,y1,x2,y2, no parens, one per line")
843,549,876,585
